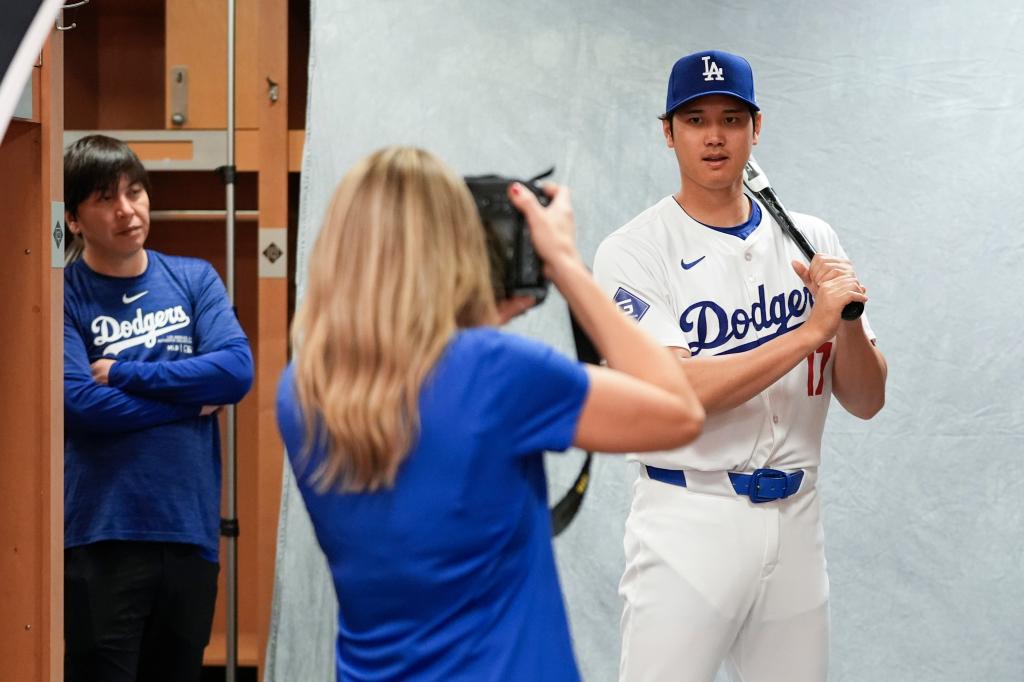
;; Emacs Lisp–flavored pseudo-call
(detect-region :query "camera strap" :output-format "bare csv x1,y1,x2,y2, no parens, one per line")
528,167,556,184
550,310,599,537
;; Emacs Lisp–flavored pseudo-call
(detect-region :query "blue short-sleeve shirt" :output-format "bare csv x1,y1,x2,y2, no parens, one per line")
277,327,590,681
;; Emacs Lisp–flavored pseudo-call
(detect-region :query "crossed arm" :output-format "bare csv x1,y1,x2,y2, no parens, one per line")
95,337,253,405
670,317,886,419
69,334,253,432
674,255,886,419
65,319,202,434
65,269,254,433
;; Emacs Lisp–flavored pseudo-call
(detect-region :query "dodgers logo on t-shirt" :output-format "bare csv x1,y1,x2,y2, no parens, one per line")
614,287,650,322
91,305,192,356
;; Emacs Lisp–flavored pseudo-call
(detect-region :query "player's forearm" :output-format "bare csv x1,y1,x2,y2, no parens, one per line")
679,324,823,414
549,257,702,417
831,321,887,419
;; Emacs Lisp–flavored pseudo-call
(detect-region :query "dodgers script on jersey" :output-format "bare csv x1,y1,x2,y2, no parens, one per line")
593,196,875,473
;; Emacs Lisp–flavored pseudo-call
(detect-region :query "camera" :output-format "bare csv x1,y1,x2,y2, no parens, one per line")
464,171,552,304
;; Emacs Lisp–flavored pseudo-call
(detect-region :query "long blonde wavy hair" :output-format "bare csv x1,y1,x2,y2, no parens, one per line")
292,146,498,492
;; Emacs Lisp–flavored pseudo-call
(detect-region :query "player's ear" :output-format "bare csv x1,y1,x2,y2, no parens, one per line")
752,112,762,145
662,117,674,148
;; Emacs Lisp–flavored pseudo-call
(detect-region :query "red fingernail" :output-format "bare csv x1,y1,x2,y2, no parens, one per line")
510,183,521,196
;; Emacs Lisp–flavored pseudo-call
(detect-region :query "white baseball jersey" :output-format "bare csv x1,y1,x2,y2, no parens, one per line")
593,195,875,472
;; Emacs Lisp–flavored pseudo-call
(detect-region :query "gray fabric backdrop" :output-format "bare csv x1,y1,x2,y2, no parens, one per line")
265,2,1024,680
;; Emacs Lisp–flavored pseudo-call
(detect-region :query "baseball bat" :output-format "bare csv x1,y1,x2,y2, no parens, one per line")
742,157,864,321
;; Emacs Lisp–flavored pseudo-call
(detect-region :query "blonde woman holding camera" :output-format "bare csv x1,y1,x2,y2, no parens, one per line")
276,146,704,681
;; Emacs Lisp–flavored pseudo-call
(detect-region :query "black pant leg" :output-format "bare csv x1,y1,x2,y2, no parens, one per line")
136,543,219,682
64,542,161,682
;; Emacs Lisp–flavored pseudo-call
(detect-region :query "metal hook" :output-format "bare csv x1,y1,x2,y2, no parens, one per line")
58,0,89,30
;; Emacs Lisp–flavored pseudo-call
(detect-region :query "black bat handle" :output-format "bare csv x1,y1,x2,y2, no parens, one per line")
757,190,864,321
761,192,815,259
841,301,864,320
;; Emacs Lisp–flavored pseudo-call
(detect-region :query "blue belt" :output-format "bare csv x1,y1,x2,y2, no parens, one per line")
645,466,805,503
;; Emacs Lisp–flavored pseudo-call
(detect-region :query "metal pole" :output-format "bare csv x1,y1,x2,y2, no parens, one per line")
224,0,238,680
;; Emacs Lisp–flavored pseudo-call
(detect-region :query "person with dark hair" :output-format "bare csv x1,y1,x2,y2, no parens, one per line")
594,51,887,681
62,134,254,682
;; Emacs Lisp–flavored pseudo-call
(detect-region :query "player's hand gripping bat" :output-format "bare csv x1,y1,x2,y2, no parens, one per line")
742,157,864,321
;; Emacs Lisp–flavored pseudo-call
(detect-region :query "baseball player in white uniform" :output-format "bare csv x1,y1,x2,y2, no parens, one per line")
594,50,888,682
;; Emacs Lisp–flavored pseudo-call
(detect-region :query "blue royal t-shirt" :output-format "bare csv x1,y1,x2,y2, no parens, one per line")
277,328,590,682
64,250,253,561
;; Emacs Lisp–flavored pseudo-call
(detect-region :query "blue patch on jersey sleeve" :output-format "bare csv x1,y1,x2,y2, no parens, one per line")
613,287,651,321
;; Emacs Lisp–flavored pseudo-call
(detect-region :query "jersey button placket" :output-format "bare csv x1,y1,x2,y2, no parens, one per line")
742,250,756,289
742,250,764,341
760,392,781,468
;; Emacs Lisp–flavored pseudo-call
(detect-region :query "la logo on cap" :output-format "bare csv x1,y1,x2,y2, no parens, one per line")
701,55,725,82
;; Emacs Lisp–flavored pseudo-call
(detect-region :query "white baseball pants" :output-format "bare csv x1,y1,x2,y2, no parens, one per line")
619,469,830,682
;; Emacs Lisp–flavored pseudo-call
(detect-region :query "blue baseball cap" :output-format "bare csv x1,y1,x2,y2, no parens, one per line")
664,50,759,117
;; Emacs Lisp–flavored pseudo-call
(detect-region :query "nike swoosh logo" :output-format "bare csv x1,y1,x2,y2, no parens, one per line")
122,291,149,304
680,256,706,270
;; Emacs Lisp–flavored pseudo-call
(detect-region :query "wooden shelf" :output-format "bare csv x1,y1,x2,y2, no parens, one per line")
64,0,166,130
63,129,305,172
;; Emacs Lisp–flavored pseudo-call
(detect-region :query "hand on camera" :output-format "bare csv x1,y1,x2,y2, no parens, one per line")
793,256,867,341
496,295,537,324
507,182,581,278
